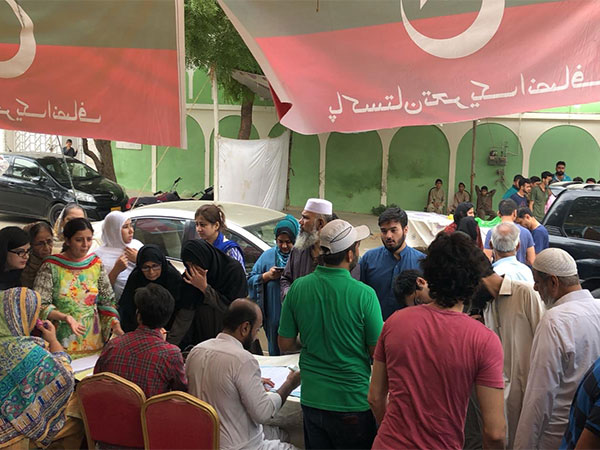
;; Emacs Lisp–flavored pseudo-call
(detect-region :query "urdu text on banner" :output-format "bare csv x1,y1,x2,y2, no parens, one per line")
0,0,187,148
218,0,600,135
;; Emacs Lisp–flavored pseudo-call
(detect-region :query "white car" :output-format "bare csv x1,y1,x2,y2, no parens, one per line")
93,200,286,273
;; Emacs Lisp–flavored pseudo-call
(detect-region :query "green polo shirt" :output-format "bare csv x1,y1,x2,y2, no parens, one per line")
278,265,383,412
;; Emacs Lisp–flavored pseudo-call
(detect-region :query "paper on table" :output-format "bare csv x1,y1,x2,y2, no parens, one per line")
261,366,301,398
71,354,100,373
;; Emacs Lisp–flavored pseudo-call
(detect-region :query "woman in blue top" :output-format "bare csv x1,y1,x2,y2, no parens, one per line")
247,215,299,355
194,204,245,269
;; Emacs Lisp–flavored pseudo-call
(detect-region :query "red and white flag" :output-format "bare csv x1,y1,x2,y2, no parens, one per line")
0,0,186,147
218,0,600,134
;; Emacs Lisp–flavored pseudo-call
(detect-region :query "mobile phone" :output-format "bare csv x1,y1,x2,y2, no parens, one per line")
274,267,285,271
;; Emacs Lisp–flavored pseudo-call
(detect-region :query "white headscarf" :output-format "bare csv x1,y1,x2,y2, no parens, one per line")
94,211,143,300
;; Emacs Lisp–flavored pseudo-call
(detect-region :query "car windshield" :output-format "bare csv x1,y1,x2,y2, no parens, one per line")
244,218,283,248
39,158,101,184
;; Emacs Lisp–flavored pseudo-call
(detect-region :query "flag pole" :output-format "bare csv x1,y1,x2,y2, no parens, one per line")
470,120,477,199
211,66,220,201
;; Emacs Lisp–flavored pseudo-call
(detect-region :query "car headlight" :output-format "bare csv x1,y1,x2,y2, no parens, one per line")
74,190,96,203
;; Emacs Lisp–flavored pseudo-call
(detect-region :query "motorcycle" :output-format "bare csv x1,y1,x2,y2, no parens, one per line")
125,178,214,210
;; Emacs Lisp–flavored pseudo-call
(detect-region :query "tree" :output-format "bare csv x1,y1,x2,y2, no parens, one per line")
82,138,117,182
186,0,263,139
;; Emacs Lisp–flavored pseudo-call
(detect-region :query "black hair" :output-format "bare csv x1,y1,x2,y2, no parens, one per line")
518,178,531,188
134,283,175,328
320,241,357,266
586,177,597,183
393,269,422,308
573,177,584,183
422,233,490,308
66,139,73,144
435,178,443,184
517,207,533,219
556,161,566,167
378,207,408,228
513,174,523,182
222,299,259,331
541,171,553,179
481,185,489,191
530,176,541,183
458,182,465,187
62,217,93,240
498,199,518,217
25,221,53,242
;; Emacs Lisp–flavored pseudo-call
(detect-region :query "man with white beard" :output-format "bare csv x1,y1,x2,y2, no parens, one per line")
514,248,600,449
280,198,335,300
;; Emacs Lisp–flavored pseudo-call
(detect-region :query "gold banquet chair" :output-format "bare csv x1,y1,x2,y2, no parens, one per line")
141,391,220,450
76,372,147,449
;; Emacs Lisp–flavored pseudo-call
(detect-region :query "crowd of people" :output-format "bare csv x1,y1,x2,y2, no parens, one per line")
428,160,597,219
0,189,599,450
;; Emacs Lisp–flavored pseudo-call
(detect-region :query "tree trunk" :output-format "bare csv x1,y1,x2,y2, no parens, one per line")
81,137,117,182
94,139,117,182
237,90,255,140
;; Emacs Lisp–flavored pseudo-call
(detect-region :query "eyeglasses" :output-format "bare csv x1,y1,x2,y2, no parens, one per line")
141,264,161,272
8,248,31,258
32,239,53,248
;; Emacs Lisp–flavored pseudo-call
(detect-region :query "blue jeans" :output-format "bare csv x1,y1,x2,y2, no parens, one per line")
301,405,376,449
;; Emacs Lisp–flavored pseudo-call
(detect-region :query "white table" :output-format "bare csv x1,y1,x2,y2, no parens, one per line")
256,354,304,448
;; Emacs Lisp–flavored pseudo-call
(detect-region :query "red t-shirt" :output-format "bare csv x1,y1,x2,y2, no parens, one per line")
372,304,504,450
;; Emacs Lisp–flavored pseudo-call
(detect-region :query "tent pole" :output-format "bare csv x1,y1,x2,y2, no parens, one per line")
211,67,220,201
470,120,477,199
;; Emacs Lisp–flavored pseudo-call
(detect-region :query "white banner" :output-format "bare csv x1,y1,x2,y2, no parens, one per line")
218,131,289,211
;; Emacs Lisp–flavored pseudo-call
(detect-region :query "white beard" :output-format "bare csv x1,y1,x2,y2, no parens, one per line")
295,230,319,251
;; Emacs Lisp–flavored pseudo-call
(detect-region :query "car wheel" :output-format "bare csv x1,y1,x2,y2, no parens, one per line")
47,203,65,225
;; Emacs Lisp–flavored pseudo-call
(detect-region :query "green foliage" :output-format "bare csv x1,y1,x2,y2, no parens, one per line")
185,0,262,103
371,203,399,216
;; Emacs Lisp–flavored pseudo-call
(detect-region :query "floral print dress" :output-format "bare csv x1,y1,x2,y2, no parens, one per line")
33,253,119,358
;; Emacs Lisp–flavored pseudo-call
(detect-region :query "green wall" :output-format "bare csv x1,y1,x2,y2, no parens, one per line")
209,115,260,185
113,143,152,192
529,125,600,180
269,124,320,207
456,123,523,211
387,126,450,211
156,116,205,197
325,131,382,213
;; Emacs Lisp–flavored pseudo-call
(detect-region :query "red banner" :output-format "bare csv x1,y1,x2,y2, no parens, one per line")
219,0,600,134
0,0,186,147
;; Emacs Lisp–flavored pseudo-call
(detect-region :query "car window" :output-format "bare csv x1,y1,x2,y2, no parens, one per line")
563,197,600,242
243,218,281,248
38,158,100,185
224,230,262,273
132,217,187,259
10,158,41,181
180,219,261,273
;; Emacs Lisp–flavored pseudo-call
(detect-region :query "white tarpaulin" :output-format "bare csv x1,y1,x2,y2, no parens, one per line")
218,131,289,210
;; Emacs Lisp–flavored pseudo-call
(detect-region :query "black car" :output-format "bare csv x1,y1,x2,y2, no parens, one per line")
543,182,600,295
0,152,127,223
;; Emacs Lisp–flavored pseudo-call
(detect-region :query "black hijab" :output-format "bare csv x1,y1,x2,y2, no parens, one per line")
119,244,182,333
454,202,474,225
179,239,247,309
0,227,29,290
457,216,479,242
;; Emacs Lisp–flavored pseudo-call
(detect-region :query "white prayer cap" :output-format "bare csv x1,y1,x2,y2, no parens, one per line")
533,248,578,277
320,219,370,254
304,198,333,215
